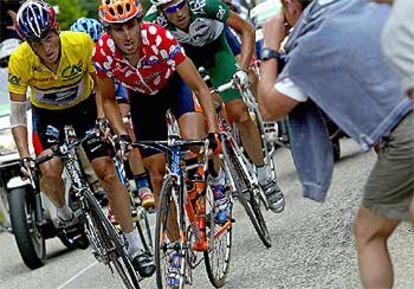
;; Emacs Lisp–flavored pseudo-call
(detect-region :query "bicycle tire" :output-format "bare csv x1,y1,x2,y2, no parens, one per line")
82,189,142,289
222,139,272,248
136,208,153,254
203,186,233,288
154,175,187,289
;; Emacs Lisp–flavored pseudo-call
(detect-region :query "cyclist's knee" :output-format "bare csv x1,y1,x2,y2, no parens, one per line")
92,157,119,186
233,109,253,128
40,159,63,183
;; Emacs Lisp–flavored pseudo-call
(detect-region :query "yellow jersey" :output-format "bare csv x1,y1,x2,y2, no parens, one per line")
8,31,96,110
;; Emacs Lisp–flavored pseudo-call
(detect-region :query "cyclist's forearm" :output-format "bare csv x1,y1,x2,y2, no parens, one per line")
12,126,30,158
103,97,128,136
92,73,105,118
227,12,255,70
197,88,218,133
238,24,255,70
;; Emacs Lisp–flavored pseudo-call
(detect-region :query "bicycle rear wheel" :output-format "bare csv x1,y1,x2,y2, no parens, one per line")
82,189,141,289
154,175,187,289
136,207,153,254
222,139,272,248
204,186,232,288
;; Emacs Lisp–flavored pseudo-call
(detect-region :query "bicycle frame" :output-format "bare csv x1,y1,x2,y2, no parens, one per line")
211,80,273,210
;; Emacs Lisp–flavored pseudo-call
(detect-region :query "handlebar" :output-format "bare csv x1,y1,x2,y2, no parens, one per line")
130,138,209,153
35,130,96,166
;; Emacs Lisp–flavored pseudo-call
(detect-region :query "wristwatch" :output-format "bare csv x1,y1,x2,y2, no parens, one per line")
261,48,281,61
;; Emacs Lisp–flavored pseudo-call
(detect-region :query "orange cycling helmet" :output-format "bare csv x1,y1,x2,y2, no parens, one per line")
99,0,143,25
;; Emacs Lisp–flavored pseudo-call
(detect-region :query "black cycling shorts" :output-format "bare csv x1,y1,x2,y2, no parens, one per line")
129,72,200,158
31,95,112,161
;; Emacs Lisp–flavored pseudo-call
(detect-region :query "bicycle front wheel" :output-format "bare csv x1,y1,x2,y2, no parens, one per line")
204,186,232,288
155,175,187,289
222,139,272,248
82,189,142,289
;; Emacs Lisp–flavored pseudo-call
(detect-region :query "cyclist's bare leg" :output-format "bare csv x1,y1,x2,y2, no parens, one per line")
225,99,264,166
225,98,284,213
91,157,134,233
353,207,399,289
143,153,180,241
38,150,65,208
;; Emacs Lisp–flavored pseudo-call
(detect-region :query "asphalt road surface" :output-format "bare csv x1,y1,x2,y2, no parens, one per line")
1,139,413,289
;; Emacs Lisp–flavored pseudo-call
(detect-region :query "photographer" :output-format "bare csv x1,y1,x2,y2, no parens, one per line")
258,0,413,288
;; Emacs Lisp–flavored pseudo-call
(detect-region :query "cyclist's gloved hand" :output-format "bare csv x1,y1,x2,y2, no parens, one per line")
207,132,221,155
116,134,132,161
95,117,110,140
233,69,250,89
19,157,36,180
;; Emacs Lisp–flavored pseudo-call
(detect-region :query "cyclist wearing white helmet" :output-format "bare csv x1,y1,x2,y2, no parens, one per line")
70,17,156,210
145,0,285,213
8,0,154,276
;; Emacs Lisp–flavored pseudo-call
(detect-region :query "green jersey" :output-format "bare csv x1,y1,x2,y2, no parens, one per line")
144,0,231,47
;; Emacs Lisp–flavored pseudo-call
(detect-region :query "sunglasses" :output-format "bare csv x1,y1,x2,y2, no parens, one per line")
163,0,187,14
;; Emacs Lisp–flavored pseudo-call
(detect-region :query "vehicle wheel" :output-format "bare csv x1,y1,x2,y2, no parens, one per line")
332,139,341,162
8,187,45,269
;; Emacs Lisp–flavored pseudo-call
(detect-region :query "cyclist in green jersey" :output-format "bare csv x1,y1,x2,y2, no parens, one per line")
145,0,285,212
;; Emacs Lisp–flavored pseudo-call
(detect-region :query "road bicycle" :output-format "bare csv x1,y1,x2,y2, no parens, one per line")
129,111,233,289
209,77,273,248
34,126,148,289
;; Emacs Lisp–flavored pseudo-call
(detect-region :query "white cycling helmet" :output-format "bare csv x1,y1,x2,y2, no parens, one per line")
149,0,175,7
0,38,22,64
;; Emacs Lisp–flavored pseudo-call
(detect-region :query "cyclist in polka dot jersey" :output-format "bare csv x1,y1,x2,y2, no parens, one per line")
94,23,188,95
93,0,219,256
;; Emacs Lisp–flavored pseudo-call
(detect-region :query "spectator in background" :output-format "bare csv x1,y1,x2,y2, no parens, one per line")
0,0,21,41
258,0,413,288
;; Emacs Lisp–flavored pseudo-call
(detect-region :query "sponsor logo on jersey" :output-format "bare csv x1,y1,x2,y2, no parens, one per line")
61,60,84,80
8,75,21,85
216,5,226,20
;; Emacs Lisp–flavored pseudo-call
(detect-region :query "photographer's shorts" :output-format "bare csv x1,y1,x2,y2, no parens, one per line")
362,110,414,221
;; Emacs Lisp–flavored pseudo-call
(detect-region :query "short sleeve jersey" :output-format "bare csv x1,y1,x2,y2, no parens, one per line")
8,31,95,110
93,23,186,95
145,0,231,47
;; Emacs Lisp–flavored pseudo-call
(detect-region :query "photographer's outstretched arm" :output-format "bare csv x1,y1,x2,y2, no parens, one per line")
10,92,30,158
97,75,128,136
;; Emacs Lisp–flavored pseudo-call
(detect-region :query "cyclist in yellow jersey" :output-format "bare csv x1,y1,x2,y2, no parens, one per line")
8,1,155,277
